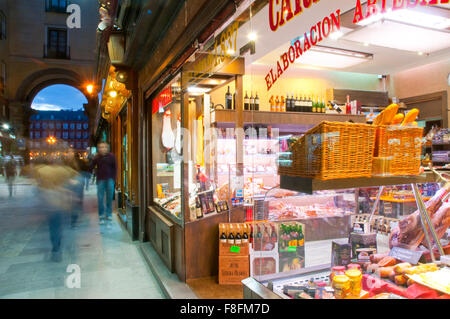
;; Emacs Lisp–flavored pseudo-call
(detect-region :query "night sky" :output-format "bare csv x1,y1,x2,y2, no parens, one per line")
31,84,88,111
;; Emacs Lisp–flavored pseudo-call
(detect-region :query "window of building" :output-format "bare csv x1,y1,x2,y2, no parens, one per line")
45,27,69,59
70,123,75,129
42,122,48,129
76,132,81,139
35,122,40,129
77,123,81,130
56,122,61,129
83,132,89,139
0,10,6,40
45,0,68,13
83,123,88,129
76,142,81,149
70,132,75,139
56,131,61,138
63,132,68,139
84,142,88,148
30,122,34,129
30,132,33,139
43,131,48,138
49,122,54,129
35,132,40,138
63,123,68,129
35,142,40,148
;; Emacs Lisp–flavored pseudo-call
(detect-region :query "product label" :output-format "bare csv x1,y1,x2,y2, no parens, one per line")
230,245,241,253
287,246,297,252
389,246,423,265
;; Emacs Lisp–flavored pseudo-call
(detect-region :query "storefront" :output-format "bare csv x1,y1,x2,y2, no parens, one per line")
136,0,450,299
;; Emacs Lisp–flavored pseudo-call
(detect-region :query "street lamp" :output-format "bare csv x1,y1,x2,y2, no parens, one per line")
47,136,56,144
2,123,9,130
86,84,94,94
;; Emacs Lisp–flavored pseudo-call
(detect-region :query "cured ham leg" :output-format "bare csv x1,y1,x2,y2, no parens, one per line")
389,184,450,249
162,109,175,150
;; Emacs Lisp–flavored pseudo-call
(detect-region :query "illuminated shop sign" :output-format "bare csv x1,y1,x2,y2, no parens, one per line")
265,0,447,91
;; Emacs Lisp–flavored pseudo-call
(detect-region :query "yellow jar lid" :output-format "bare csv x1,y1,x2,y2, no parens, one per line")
345,269,362,278
333,275,350,284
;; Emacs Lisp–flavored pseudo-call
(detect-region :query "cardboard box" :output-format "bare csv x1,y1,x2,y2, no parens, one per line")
218,255,249,285
350,232,377,259
219,242,249,256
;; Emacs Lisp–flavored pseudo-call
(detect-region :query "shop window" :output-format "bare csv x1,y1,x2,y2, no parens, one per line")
151,75,183,222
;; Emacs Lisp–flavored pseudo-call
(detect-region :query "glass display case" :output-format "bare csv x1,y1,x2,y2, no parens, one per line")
151,75,183,223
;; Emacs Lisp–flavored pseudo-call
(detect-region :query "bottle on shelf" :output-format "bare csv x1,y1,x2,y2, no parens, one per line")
196,196,203,219
228,224,235,244
321,97,326,113
291,93,295,112
346,95,351,115
244,91,250,110
233,91,236,110
281,96,286,112
269,95,275,112
307,95,313,113
298,225,305,256
254,92,260,111
286,93,291,112
300,94,305,112
250,92,255,111
225,86,232,110
312,95,317,113
294,94,300,112
275,96,280,112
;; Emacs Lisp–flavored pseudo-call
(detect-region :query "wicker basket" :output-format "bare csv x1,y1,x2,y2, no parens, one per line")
375,125,423,176
278,121,376,180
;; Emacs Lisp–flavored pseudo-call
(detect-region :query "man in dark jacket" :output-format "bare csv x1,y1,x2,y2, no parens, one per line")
5,155,17,198
89,142,117,226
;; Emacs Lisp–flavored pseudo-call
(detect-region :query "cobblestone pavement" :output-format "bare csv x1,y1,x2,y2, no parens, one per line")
0,179,165,299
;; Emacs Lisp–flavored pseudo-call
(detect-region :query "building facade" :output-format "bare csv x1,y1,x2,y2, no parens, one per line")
29,110,89,155
0,0,98,144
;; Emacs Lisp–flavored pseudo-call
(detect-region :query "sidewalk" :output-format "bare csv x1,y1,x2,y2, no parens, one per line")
0,182,165,299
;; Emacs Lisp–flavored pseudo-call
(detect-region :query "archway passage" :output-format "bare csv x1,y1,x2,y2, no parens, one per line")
31,84,88,111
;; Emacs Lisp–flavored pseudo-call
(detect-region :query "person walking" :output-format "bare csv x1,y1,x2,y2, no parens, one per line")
65,149,84,228
89,141,117,227
5,155,17,198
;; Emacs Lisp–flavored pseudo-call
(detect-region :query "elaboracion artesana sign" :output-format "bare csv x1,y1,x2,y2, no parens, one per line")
265,0,449,91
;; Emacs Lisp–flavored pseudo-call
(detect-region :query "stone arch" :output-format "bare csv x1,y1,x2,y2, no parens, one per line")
10,68,98,139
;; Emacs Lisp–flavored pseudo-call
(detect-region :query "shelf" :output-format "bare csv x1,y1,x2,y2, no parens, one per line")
280,172,438,194
211,109,366,126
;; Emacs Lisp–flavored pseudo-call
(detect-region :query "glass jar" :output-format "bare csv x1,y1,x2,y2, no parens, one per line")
330,266,346,282
347,263,361,271
345,268,362,296
332,275,350,299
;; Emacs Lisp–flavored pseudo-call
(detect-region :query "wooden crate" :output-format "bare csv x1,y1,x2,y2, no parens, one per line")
219,242,249,256
218,256,249,285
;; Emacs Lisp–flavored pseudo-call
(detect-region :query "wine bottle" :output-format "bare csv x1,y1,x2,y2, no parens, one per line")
269,95,275,112
294,94,300,112
286,93,291,112
255,92,260,111
291,93,295,112
250,92,255,111
298,225,305,256
275,96,280,112
228,224,235,244
220,226,227,243
244,91,249,110
196,197,203,219
235,225,242,245
302,94,308,112
321,97,326,113
225,86,232,110
312,95,317,113
232,91,236,110
281,96,286,112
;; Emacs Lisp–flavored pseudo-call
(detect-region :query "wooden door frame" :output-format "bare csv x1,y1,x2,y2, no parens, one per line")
400,90,448,128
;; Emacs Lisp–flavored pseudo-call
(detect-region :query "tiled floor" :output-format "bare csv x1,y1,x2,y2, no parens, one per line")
187,277,243,299
0,180,165,299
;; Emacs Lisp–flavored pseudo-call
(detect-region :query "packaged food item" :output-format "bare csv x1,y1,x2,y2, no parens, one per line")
345,268,362,296
331,239,352,266
394,262,412,274
355,248,377,262
376,266,395,278
347,263,361,271
378,256,397,267
330,266,346,282
332,275,350,299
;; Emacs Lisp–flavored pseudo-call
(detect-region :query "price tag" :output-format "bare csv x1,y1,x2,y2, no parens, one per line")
287,246,297,252
230,245,240,253
389,246,423,264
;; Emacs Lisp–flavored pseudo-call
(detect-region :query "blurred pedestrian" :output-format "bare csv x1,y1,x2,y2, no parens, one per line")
65,149,84,228
78,154,91,191
89,141,117,227
32,159,78,262
5,155,17,198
